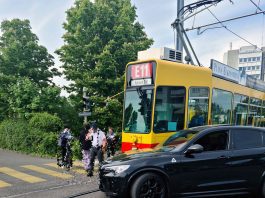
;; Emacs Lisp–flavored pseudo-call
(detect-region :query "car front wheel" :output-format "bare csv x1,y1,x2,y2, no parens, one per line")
130,173,166,198
261,179,265,198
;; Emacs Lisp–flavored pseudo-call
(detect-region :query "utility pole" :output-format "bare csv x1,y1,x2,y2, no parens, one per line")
173,0,223,66
176,0,184,53
82,87,89,124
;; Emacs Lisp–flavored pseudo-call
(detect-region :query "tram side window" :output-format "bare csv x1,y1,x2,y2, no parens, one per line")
188,87,209,128
247,98,262,126
153,86,185,133
261,101,265,127
233,94,249,125
211,89,232,125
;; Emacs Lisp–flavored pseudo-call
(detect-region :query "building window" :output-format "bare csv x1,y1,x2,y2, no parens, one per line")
247,66,251,70
239,67,242,71
244,58,247,62
252,66,255,70
239,58,243,63
248,58,252,62
252,57,256,62
256,66,260,70
257,57,261,61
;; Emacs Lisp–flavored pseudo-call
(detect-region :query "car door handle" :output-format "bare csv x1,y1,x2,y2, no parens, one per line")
217,155,230,159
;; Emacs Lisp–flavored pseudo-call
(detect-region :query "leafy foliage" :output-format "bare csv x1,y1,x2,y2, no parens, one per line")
57,0,153,130
0,119,59,156
7,77,63,118
29,112,63,132
0,19,59,86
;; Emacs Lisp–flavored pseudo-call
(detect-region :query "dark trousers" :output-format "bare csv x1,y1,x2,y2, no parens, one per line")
61,147,66,162
90,146,103,171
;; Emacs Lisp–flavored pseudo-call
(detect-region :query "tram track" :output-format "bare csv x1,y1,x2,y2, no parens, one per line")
64,189,100,198
2,180,100,198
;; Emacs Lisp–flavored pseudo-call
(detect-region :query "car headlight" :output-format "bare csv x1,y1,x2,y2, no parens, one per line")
105,165,130,174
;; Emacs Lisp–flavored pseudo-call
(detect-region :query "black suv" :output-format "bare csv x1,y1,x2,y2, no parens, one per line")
99,126,265,198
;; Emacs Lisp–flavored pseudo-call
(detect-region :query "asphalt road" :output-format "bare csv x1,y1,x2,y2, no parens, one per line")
0,149,106,198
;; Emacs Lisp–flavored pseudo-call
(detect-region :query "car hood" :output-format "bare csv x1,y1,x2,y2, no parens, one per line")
104,146,177,165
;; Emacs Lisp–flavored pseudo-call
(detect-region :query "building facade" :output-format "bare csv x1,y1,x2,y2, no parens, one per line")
223,45,265,81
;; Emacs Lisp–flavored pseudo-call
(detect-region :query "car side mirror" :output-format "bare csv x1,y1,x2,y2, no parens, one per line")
185,144,204,155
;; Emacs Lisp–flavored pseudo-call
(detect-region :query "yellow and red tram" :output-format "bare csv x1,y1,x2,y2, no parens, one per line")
121,52,265,152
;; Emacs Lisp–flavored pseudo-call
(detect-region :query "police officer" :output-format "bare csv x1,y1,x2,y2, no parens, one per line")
88,122,106,177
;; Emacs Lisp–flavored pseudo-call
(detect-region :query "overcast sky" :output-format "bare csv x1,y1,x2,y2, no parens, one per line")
0,0,264,90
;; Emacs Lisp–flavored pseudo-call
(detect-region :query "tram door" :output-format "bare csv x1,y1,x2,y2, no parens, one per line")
234,112,247,126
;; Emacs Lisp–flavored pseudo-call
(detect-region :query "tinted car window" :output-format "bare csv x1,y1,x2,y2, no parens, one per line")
232,129,263,149
194,130,229,152
163,130,200,146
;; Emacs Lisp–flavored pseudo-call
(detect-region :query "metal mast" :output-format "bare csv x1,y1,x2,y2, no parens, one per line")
176,0,184,52
173,0,224,66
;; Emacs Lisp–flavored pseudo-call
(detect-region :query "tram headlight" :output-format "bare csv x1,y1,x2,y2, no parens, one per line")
105,165,130,174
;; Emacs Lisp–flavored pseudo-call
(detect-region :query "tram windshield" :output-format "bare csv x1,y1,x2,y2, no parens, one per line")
123,89,153,133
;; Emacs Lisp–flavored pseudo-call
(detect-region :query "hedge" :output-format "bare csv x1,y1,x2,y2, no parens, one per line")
29,112,63,132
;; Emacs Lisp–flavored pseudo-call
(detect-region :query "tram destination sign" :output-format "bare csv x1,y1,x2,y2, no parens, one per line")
131,78,152,86
128,62,154,87
131,62,152,79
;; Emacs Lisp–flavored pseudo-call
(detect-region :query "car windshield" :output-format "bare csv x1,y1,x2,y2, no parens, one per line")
123,89,153,133
163,129,201,147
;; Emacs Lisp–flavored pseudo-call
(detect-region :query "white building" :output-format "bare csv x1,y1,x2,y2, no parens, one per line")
223,45,265,81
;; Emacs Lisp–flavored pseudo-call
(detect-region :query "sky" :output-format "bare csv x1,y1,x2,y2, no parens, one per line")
0,0,264,92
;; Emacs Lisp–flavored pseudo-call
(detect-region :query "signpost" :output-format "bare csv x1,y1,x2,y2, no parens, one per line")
79,112,92,117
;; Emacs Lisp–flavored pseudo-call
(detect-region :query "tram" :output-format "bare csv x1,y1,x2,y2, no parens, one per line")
121,47,265,152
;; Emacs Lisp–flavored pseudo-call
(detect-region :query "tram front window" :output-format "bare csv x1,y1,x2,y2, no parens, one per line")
123,89,153,133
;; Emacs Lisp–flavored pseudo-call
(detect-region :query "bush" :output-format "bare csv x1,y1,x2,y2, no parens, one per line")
0,120,29,151
71,139,82,160
0,118,83,159
29,112,63,132
0,119,58,156
37,132,58,156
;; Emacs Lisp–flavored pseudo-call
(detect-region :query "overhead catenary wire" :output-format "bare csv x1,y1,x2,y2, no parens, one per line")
249,0,264,13
206,7,263,51
249,0,265,47
186,10,265,31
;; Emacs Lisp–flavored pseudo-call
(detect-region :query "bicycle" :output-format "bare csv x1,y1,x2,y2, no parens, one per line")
57,134,73,171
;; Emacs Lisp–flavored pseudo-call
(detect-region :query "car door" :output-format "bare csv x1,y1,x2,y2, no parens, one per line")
173,129,234,197
228,128,265,191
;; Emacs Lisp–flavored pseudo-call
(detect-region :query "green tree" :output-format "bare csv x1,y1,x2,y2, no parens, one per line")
0,19,60,86
0,74,15,121
7,77,62,118
57,0,153,129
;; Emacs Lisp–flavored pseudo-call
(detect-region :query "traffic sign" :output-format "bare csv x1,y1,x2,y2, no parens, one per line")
78,112,91,117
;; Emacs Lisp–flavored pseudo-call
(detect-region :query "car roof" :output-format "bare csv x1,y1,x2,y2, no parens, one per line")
189,125,265,132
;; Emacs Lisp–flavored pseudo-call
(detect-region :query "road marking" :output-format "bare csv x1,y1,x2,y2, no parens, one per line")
0,180,11,188
45,163,86,175
44,163,58,168
22,165,72,179
73,161,83,167
0,167,46,183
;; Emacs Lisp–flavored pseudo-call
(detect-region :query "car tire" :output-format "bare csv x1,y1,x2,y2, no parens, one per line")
130,173,166,198
261,179,265,198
